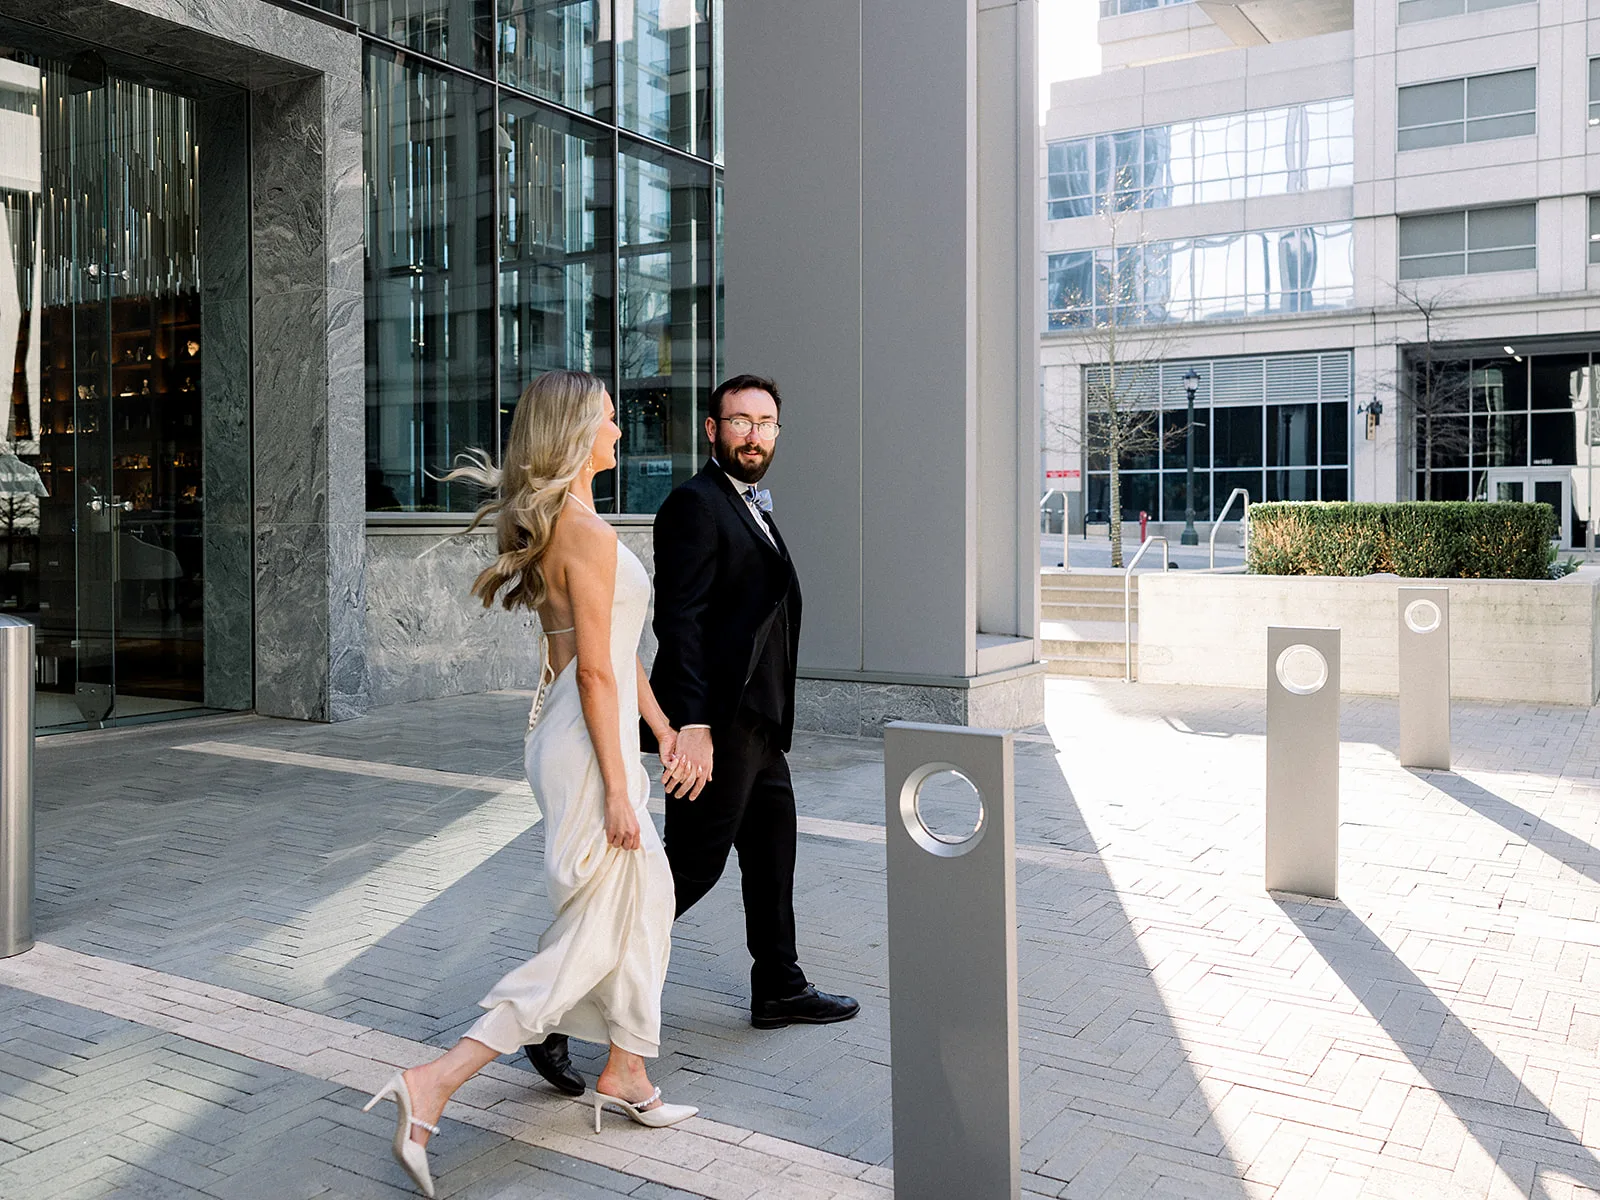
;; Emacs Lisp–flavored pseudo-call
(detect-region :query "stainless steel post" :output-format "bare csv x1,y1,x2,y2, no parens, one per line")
0,616,32,958
884,722,1019,1200
1265,626,1340,899
1398,586,1451,771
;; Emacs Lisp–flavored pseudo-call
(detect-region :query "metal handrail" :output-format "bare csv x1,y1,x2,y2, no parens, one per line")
1039,488,1063,532
1209,488,1250,570
1124,535,1168,682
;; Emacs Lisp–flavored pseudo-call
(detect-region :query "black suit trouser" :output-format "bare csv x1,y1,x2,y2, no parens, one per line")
664,713,809,1001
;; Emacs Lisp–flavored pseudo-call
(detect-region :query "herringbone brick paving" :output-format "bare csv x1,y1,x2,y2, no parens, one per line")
3,680,1598,1196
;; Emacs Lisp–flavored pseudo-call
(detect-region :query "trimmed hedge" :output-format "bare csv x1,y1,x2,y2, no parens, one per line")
1247,501,1557,579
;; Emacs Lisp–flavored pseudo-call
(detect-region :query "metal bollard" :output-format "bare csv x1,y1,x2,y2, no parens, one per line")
883,722,1019,1200
0,616,33,958
1265,626,1340,899
1398,587,1451,771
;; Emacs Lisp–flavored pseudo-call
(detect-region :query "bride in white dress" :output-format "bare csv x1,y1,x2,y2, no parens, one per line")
362,370,704,1197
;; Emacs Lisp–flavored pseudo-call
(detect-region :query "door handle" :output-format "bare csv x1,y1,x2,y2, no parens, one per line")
87,497,133,513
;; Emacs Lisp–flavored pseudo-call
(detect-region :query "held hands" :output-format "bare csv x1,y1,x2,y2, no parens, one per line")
662,726,713,801
605,792,642,851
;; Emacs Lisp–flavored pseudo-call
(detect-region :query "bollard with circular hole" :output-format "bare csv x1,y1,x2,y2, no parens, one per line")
883,722,1019,1200
0,616,33,958
1265,626,1340,899
1398,586,1450,772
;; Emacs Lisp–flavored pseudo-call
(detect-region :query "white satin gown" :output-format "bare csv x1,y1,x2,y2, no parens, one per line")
466,543,675,1058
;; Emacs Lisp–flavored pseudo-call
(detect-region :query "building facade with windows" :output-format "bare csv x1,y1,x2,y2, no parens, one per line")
1042,0,1600,549
0,0,1044,735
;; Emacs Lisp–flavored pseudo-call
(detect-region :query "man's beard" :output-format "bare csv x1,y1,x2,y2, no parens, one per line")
716,435,773,484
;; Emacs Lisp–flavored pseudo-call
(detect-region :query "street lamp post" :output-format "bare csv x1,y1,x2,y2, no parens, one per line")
1181,367,1200,546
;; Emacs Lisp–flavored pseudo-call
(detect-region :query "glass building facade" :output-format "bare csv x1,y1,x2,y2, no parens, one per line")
1412,352,1600,548
1046,98,1353,220
1082,352,1353,524
356,0,722,515
1047,223,1356,329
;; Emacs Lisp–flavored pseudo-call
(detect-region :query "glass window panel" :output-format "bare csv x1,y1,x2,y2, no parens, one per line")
1110,129,1143,209
1213,469,1262,510
1086,413,1110,471
1466,113,1534,142
1467,0,1535,9
1265,469,1316,501
1120,434,1159,472
1399,0,1464,21
1473,359,1527,411
353,0,492,72
364,48,497,513
1467,204,1536,249
1470,412,1526,465
618,139,711,513
1398,80,1462,130
1589,196,1600,263
1466,69,1534,118
1415,416,1471,468
1398,124,1464,151
1321,402,1349,464
1417,470,1470,500
498,97,614,450
712,0,723,163
1267,403,1317,467
1046,252,1093,329
1591,58,1600,124
618,0,710,154
1086,473,1110,523
1467,246,1536,273
1399,211,1464,257
1212,406,1263,467
1112,472,1158,521
1400,253,1465,279
1321,469,1349,500
1162,471,1211,522
1047,139,1094,220
497,0,612,118
1162,407,1210,468
1530,355,1589,411
1531,409,1580,465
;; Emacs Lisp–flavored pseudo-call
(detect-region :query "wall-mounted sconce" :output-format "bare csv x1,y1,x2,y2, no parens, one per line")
1356,399,1383,440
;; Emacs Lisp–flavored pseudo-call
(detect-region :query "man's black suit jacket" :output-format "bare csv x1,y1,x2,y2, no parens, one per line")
649,461,803,752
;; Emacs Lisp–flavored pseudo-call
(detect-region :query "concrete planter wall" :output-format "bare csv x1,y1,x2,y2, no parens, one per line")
1137,566,1600,705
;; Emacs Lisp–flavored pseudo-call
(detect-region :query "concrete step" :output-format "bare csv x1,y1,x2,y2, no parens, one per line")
1043,601,1135,622
1045,654,1130,679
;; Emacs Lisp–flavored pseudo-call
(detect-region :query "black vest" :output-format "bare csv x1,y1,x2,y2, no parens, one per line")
740,592,791,732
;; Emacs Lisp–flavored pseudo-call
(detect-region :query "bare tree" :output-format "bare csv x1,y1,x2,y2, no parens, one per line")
1043,205,1185,568
1369,283,1474,501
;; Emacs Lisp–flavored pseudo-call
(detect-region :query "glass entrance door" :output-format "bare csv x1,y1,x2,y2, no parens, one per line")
0,47,250,730
1487,468,1572,546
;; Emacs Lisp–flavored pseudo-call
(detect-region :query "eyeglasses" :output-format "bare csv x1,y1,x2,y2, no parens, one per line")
717,416,782,441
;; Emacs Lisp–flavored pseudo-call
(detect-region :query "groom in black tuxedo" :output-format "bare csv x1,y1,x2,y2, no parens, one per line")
524,374,858,1097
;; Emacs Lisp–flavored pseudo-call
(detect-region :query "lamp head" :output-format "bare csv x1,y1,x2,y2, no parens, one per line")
1182,367,1200,396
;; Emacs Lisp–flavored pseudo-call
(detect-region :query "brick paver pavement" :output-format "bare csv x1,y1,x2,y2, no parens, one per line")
1,680,1597,1197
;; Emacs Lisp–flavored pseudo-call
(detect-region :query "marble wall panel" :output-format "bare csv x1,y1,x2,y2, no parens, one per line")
365,526,657,707
795,667,1046,739
199,93,254,712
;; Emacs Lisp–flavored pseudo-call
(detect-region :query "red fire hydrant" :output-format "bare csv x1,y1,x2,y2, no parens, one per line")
1139,510,1149,543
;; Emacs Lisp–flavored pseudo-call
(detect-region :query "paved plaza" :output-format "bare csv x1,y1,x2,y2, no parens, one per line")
2,680,1599,1198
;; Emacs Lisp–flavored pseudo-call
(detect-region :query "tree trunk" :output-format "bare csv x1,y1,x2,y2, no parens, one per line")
1108,446,1124,569
1423,418,1434,501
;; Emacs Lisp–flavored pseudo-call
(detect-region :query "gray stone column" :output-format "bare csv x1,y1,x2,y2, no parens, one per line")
2,0,370,723
724,0,1043,735
250,70,369,721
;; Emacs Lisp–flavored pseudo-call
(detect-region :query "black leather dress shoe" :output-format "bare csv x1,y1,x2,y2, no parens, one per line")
523,1034,585,1097
751,985,861,1029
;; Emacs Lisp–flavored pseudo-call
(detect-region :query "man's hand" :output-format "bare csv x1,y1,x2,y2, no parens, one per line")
664,726,713,800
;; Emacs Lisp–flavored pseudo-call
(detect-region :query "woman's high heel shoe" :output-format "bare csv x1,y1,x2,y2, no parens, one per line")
363,1071,440,1197
592,1086,698,1133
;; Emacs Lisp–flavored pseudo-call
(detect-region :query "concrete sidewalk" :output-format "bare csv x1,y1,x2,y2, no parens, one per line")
3,681,1600,1197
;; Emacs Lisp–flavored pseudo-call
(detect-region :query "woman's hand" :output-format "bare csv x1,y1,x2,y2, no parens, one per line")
605,794,642,851
655,726,679,776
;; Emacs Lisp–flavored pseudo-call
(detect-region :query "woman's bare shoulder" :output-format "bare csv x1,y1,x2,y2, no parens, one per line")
547,501,618,571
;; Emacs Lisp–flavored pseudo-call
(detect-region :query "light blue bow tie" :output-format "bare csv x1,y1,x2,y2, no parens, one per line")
744,486,773,513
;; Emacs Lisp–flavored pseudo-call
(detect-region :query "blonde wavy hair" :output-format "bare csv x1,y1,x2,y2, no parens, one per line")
447,369,609,611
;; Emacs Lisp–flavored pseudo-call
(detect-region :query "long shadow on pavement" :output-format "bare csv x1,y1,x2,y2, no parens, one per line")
1411,768,1600,890
1284,899,1600,1199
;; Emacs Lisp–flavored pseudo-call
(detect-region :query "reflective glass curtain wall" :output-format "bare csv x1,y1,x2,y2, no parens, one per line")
1410,351,1600,546
1083,352,1353,524
358,0,719,515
